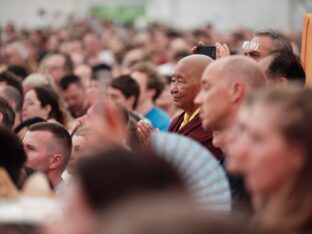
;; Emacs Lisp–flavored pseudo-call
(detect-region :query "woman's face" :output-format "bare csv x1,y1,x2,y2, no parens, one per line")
227,103,303,197
67,135,89,175
22,89,49,121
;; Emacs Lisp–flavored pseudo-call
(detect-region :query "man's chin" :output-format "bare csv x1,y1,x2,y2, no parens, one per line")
202,122,209,130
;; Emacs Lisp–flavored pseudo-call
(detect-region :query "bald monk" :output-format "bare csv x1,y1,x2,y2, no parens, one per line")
137,55,222,158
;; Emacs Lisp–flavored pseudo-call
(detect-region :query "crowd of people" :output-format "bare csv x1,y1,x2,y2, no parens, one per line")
0,15,310,234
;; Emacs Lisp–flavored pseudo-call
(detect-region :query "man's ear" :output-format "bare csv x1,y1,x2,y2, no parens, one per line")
230,82,245,103
49,154,64,170
276,77,289,87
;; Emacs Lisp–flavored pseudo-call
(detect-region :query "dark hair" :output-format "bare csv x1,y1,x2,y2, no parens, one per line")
265,50,305,84
0,70,23,96
7,65,28,80
77,147,186,212
92,63,113,85
14,117,46,134
28,122,72,170
32,87,64,124
58,74,82,91
0,97,15,129
0,85,23,112
64,54,74,73
0,126,27,186
255,29,293,52
109,75,140,109
131,62,165,101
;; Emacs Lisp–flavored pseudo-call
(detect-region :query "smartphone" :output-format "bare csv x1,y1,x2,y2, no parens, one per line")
196,45,216,60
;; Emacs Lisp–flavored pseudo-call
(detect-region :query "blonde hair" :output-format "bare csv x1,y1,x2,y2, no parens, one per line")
23,73,58,94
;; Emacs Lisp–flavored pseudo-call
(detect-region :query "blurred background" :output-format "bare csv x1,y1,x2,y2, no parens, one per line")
0,0,311,31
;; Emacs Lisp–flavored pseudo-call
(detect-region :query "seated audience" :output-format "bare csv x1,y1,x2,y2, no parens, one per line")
138,55,222,157
22,122,72,194
22,87,67,127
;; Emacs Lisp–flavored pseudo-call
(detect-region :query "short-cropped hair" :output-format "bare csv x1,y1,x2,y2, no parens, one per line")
28,122,72,169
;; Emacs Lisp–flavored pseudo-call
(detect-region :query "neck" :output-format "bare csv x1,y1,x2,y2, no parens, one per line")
136,99,154,116
212,130,228,151
214,106,239,133
254,177,295,219
184,105,198,116
48,170,62,188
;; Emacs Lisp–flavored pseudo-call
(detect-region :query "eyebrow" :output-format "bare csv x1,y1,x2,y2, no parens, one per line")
246,51,260,57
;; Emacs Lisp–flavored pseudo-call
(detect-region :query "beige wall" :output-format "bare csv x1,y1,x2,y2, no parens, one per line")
0,0,88,29
146,0,309,31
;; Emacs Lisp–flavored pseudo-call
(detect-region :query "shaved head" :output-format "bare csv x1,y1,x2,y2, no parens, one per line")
171,55,213,113
195,55,266,134
205,55,267,91
177,54,213,82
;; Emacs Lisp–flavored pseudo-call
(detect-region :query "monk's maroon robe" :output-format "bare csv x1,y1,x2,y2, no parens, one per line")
169,112,222,158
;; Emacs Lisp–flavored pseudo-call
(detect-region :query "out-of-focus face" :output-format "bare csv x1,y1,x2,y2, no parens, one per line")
227,103,303,196
74,65,92,87
41,55,66,82
131,71,153,104
67,135,88,175
106,86,133,111
22,89,49,121
244,36,274,61
83,34,99,57
195,64,232,131
156,84,174,108
62,83,86,116
23,130,52,173
170,61,200,112
3,46,24,66
85,80,105,107
78,102,126,152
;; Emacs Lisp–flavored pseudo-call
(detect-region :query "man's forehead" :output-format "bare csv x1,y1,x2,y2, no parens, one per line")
107,86,124,96
24,130,53,139
23,130,54,148
174,60,196,78
245,36,274,52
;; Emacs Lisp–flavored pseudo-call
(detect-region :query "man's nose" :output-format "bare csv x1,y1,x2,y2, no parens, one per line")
194,91,203,105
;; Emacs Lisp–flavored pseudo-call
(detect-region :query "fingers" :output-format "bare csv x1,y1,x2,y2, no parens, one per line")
137,120,155,145
215,42,230,59
191,41,205,54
